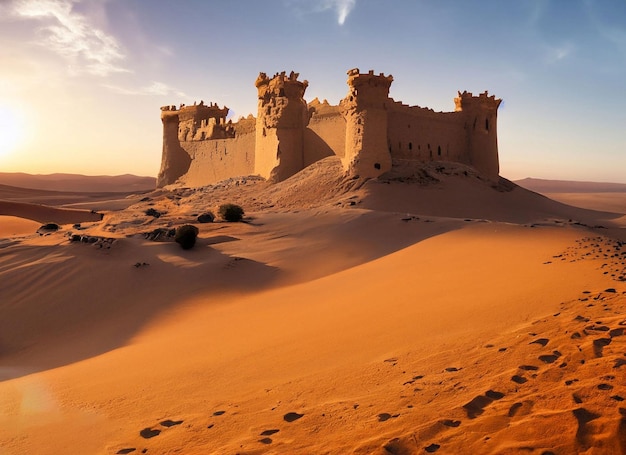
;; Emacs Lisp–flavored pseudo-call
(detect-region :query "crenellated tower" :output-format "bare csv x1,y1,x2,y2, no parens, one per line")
454,91,502,180
255,71,309,182
158,105,190,187
340,68,394,178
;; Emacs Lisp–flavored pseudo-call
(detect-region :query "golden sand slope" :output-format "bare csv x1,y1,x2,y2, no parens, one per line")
0,163,625,454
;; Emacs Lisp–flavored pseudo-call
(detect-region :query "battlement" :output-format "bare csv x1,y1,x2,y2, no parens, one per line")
256,71,309,102
346,68,394,90
454,90,502,112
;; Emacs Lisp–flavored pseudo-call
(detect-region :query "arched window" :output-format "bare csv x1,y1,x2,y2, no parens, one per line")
438,146,441,156
485,118,489,131
408,142,413,150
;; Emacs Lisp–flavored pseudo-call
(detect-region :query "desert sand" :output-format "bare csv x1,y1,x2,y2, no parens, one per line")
1,161,625,454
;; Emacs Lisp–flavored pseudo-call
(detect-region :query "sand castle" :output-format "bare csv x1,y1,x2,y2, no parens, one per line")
158,68,501,187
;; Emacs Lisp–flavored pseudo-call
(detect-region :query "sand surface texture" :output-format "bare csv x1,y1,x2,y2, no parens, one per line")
1,161,625,454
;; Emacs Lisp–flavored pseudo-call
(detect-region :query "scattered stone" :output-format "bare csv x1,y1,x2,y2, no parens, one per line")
145,208,162,218
144,227,176,241
197,212,215,223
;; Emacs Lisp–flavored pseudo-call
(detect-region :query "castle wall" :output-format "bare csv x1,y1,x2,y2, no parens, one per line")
176,132,255,187
304,107,345,166
386,104,468,166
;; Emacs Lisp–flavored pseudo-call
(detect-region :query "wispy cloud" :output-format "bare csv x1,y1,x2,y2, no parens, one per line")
10,0,128,76
322,0,356,25
287,0,357,26
544,43,575,64
103,81,187,98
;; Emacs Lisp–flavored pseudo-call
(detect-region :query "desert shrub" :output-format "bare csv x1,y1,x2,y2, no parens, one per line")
218,203,244,222
175,224,199,250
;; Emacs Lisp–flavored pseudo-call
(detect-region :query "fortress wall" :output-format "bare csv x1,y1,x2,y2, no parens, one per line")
387,106,468,166
176,131,255,187
304,110,346,166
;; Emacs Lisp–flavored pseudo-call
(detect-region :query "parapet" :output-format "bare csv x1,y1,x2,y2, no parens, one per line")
454,90,502,112
346,68,394,90
256,70,309,102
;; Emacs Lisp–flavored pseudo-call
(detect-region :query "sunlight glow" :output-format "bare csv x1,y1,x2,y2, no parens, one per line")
0,105,23,158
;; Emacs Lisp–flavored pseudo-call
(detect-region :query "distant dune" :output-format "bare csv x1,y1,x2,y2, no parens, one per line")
0,172,156,192
515,178,626,213
515,177,626,193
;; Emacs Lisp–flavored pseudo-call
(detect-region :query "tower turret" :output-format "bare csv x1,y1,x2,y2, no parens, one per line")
255,71,309,182
340,68,393,178
454,91,501,180
157,106,191,187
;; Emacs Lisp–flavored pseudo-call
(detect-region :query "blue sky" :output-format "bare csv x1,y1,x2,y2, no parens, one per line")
0,0,624,182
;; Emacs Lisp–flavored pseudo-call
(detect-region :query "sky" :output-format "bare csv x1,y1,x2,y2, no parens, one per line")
0,0,625,182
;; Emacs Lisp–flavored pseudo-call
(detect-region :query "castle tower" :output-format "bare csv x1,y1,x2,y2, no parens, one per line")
340,69,394,178
157,106,191,187
255,71,309,182
454,91,502,180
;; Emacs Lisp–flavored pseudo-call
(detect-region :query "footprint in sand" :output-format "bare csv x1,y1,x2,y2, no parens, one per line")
463,391,504,419
614,358,626,369
573,407,601,446
283,412,304,422
213,410,226,416
530,338,550,347
598,383,614,391
539,351,562,364
259,437,273,444
512,375,528,384
378,413,400,422
116,449,136,454
592,338,611,357
441,419,461,427
160,419,183,427
425,443,441,452
519,365,539,371
139,427,161,439
260,429,280,436
508,400,534,418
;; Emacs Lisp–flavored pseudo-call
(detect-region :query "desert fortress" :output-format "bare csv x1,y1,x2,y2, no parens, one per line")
158,69,502,187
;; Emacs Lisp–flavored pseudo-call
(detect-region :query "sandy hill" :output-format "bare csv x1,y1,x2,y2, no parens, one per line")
0,172,155,193
0,160,625,454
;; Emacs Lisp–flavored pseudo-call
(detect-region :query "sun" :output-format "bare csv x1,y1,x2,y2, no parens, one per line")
0,104,23,158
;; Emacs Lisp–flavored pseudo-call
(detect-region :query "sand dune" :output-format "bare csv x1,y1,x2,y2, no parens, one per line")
0,172,155,193
0,162,625,454
0,200,104,225
515,177,626,214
